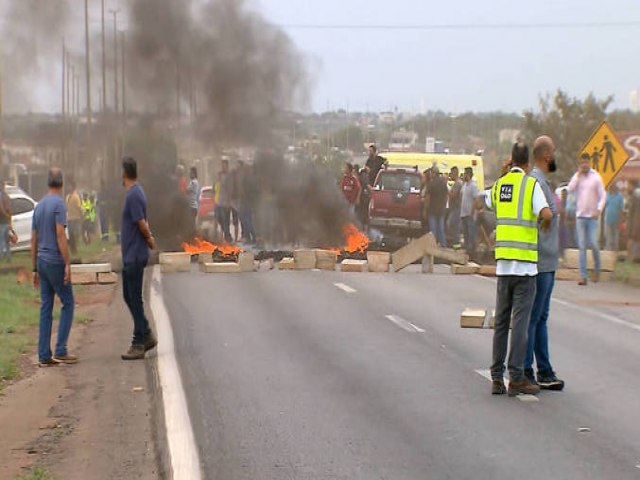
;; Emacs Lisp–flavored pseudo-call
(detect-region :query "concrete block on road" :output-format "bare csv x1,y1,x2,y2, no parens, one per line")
367,251,390,272
451,262,480,275
201,262,242,273
159,252,191,273
340,259,367,272
479,265,497,277
564,249,617,272
392,233,437,272
97,272,118,284
238,252,256,272
315,249,338,271
278,257,295,270
70,263,112,274
72,272,97,285
460,308,486,328
555,268,613,282
428,247,469,265
294,249,316,270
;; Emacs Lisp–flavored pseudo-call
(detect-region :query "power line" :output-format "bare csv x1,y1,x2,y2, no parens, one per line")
280,21,640,31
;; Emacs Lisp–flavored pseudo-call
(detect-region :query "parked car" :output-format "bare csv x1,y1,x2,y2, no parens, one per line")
8,188,37,252
198,186,215,220
368,166,423,235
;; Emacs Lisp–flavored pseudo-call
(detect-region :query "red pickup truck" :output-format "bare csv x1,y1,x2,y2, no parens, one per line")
368,166,423,235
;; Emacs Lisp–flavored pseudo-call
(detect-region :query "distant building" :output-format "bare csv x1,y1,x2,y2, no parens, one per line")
388,129,419,152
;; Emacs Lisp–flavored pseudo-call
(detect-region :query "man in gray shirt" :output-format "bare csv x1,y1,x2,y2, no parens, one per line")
460,167,479,259
525,136,564,391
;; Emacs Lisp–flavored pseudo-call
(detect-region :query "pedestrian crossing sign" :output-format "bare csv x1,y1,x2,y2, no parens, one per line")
578,121,629,188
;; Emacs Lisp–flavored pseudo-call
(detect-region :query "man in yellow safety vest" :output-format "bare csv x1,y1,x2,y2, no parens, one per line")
485,142,553,397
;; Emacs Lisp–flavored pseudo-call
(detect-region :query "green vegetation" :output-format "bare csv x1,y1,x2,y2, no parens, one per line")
615,260,640,286
15,466,54,480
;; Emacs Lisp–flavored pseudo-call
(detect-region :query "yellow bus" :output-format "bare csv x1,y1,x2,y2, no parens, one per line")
380,152,485,190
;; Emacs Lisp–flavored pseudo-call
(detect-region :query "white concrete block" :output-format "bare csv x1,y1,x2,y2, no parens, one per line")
70,263,112,274
340,259,367,272
366,251,390,272
278,257,295,270
315,249,338,271
238,252,256,272
294,249,316,270
159,252,191,273
460,308,486,328
201,262,242,273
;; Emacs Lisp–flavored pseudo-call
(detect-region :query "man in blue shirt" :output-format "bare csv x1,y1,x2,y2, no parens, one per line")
120,157,157,360
31,168,77,367
604,183,624,252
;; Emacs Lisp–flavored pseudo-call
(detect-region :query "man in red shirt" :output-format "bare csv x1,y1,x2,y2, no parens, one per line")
339,163,361,215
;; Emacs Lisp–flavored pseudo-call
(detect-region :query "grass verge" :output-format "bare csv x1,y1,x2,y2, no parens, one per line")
615,260,640,287
15,466,54,480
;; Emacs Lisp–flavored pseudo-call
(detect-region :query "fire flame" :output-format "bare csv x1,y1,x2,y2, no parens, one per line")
342,224,370,253
182,237,242,256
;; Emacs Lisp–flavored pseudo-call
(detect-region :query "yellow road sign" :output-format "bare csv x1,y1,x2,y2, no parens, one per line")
578,121,629,188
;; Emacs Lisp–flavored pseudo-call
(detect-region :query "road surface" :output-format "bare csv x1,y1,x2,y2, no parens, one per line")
159,265,640,480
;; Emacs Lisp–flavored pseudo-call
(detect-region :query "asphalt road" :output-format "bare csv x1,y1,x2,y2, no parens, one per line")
160,264,640,480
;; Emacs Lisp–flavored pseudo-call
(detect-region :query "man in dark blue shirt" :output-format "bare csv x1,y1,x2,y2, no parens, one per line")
120,157,157,360
31,168,77,367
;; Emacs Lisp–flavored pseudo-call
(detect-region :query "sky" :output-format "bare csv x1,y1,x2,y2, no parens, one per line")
3,0,640,114
254,0,640,113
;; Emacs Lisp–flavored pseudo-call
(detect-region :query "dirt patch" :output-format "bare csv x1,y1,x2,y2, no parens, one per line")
0,280,162,480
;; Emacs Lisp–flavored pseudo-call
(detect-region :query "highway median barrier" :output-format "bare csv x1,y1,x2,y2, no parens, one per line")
238,252,256,272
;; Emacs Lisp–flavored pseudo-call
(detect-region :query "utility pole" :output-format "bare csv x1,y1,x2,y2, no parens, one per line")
66,52,71,118
70,66,76,117
110,9,119,115
120,30,126,117
62,39,66,118
84,0,92,128
101,0,106,113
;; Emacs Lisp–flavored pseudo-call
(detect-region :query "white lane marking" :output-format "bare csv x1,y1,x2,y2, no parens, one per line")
475,369,539,402
385,314,426,333
334,282,357,294
552,297,640,333
150,266,202,480
474,274,640,334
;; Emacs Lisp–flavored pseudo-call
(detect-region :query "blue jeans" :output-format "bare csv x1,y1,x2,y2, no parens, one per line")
38,259,74,361
462,216,476,258
429,214,446,246
576,217,601,279
215,206,232,243
525,272,555,376
122,261,152,346
239,205,255,242
0,224,11,260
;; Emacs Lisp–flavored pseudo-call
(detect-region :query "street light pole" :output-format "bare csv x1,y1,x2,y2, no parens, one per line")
101,0,107,113
120,30,125,117
110,9,119,116
84,0,92,128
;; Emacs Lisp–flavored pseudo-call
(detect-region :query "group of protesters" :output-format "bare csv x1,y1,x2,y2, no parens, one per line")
176,159,258,245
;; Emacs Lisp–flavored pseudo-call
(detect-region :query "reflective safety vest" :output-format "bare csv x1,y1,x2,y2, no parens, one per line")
82,199,96,222
492,170,539,263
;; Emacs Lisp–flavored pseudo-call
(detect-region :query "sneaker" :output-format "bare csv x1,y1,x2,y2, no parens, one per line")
39,358,60,367
537,373,565,391
592,271,600,283
507,379,540,397
121,345,145,361
491,380,507,395
144,334,158,352
578,278,588,286
53,354,78,364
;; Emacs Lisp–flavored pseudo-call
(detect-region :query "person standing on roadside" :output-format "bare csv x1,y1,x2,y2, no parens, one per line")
365,145,386,186
604,183,624,252
447,166,463,249
120,157,157,361
525,136,565,391
31,168,77,367
186,166,200,222
0,181,12,261
568,153,606,285
65,180,82,255
486,142,552,396
216,159,233,243
460,167,479,260
357,165,371,228
427,167,448,246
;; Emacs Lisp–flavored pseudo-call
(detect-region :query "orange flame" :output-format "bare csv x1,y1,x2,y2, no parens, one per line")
181,237,242,256
342,224,369,253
